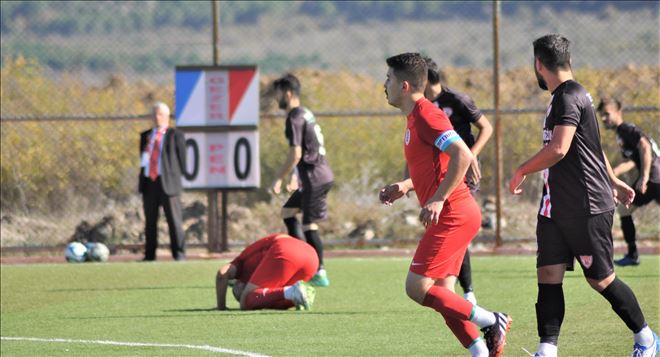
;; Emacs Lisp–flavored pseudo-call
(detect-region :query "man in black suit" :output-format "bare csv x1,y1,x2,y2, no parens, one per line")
139,102,187,261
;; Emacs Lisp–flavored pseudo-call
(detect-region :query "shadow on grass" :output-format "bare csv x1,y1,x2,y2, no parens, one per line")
49,285,209,292
165,308,378,316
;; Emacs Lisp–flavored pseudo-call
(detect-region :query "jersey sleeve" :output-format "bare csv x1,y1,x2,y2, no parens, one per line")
622,124,643,148
416,108,462,151
457,94,483,123
286,111,305,147
552,93,581,127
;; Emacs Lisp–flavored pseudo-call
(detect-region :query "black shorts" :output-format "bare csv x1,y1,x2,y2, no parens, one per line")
632,181,660,207
536,210,614,280
283,182,333,224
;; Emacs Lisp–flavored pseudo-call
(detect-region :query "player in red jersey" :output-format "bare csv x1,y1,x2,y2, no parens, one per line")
379,53,510,357
215,234,318,311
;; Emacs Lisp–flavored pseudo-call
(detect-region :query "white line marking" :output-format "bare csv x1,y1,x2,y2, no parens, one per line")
1,336,271,357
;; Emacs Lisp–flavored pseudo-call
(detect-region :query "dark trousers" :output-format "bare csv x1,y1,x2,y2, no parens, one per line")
142,177,185,260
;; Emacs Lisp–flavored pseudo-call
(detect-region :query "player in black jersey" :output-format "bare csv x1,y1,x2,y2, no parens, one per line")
270,74,334,287
422,56,493,306
509,34,658,357
597,97,660,267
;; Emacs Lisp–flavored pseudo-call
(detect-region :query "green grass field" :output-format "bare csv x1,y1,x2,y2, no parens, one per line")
1,256,659,356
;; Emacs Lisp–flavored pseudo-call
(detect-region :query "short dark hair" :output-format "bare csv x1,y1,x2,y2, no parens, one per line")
386,52,427,91
272,74,301,96
422,56,446,85
597,97,622,112
533,34,571,72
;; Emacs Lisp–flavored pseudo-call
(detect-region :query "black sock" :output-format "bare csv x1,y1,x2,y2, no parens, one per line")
620,216,637,258
304,229,324,267
536,283,564,345
458,250,473,293
283,217,304,240
599,277,646,333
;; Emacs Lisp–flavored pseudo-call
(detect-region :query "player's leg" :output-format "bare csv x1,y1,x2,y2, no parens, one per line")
615,203,640,266
410,199,510,357
571,210,658,356
458,249,476,304
302,182,333,287
282,190,303,239
533,215,573,357
242,241,317,310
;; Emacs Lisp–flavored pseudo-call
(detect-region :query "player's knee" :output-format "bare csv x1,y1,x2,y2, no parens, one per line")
537,265,565,284
281,207,298,219
303,223,318,231
586,273,615,292
405,276,430,304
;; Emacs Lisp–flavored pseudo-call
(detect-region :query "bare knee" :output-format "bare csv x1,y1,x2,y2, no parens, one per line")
586,273,615,292
537,264,566,284
281,207,298,219
405,273,434,304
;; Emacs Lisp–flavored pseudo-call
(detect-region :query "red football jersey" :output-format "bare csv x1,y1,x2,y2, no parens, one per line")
405,98,471,207
231,233,281,283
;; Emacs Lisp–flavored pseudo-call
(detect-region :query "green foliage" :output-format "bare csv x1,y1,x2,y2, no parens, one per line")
1,257,658,356
2,59,659,216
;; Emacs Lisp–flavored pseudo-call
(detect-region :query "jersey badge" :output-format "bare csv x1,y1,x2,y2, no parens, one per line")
579,255,593,269
405,128,411,145
442,107,453,117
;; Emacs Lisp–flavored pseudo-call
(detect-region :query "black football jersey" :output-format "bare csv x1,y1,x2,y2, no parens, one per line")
285,107,334,186
431,86,483,148
615,122,660,183
539,80,615,218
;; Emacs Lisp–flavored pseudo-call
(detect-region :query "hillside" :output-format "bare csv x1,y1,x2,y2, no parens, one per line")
1,1,657,83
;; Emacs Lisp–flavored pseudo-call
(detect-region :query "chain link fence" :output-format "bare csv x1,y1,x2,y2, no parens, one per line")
1,1,658,251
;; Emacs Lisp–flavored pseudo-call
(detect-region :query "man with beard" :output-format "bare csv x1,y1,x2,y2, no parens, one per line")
508,34,658,357
597,97,660,267
270,74,334,287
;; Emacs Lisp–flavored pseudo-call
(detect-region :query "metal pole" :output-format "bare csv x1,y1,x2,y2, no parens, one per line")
207,0,224,253
493,0,503,247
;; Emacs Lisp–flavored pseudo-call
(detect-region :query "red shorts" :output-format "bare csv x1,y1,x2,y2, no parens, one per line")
410,197,481,279
249,237,319,288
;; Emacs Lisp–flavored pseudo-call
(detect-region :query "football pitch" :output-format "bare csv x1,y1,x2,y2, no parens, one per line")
1,255,658,356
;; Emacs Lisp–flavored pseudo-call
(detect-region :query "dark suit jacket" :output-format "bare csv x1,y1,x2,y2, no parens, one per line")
139,127,187,196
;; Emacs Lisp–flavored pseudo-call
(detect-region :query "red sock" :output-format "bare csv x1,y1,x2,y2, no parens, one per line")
445,315,481,348
422,285,473,320
244,288,290,310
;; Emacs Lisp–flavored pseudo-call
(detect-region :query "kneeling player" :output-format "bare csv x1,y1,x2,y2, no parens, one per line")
215,234,318,311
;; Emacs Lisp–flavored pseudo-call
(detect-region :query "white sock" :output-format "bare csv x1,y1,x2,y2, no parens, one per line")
283,286,294,300
468,339,488,357
634,326,654,346
470,306,496,329
537,342,558,357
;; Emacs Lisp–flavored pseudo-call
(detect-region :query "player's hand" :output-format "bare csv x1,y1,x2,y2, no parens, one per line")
509,169,526,195
379,182,407,205
634,177,648,195
286,176,299,192
466,156,481,185
270,179,283,195
612,178,635,208
419,199,444,227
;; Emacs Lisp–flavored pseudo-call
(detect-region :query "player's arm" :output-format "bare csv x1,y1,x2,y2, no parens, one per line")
470,115,493,157
613,160,636,177
270,146,302,194
603,151,635,207
636,137,653,193
420,137,473,226
509,125,576,194
216,263,237,310
466,115,493,183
